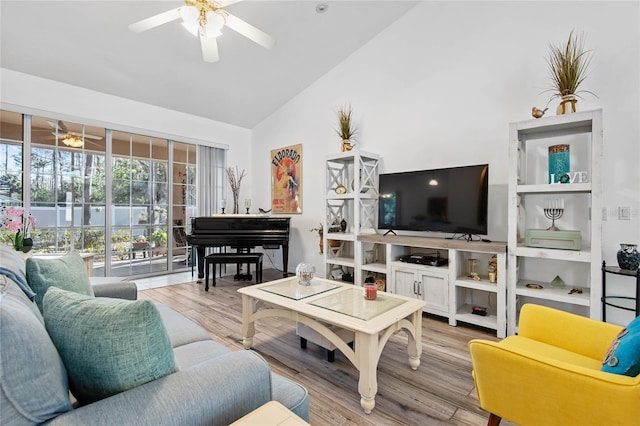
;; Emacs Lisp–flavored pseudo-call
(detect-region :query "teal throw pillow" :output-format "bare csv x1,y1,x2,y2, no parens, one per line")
43,287,178,405
602,316,640,376
26,251,94,312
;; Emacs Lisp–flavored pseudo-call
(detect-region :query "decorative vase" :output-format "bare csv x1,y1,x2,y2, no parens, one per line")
556,94,577,115
548,144,570,184
617,244,640,271
21,237,33,253
340,140,355,152
296,263,315,286
232,195,239,214
13,231,33,253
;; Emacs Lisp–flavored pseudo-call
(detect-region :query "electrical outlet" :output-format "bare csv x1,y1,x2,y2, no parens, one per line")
619,206,631,220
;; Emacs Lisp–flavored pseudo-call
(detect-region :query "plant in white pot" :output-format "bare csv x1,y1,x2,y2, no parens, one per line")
545,30,596,115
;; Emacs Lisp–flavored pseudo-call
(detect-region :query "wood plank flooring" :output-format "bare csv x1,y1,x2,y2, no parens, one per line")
139,269,508,426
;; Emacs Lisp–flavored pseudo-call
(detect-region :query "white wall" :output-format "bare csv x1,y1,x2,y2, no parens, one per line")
251,1,640,324
0,68,254,201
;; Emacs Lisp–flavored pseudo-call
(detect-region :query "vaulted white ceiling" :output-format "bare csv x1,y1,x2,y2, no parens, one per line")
0,1,417,128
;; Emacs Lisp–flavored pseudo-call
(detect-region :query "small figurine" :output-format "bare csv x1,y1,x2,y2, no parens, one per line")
340,219,347,232
488,255,498,283
532,106,548,118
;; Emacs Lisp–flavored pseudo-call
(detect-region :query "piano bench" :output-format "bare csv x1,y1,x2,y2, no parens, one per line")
204,252,264,291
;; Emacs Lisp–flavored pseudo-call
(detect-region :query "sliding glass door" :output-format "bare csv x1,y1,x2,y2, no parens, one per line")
171,142,197,270
111,131,169,276
1,108,208,278
29,116,108,264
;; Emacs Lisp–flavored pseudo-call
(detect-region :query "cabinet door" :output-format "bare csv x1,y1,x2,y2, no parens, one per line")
419,270,449,314
391,266,419,299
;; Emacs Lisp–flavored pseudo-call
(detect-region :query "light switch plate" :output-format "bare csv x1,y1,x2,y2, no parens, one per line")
619,206,631,220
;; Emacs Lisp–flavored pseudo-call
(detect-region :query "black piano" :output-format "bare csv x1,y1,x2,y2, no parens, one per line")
187,216,291,281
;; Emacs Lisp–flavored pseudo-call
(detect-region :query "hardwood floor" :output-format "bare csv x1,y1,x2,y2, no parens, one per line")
139,269,506,426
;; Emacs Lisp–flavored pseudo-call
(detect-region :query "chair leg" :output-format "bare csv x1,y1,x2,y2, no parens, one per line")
205,261,210,292
487,413,501,426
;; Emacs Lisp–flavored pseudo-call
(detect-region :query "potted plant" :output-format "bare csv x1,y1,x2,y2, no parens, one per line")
336,105,358,152
545,30,595,114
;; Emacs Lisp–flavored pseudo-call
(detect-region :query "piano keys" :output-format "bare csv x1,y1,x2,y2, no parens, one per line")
186,215,291,281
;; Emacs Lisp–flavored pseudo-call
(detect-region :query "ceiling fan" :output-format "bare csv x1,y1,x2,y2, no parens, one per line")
33,121,104,148
128,0,275,63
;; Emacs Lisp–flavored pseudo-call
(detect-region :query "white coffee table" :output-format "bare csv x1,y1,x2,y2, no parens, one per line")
238,276,426,414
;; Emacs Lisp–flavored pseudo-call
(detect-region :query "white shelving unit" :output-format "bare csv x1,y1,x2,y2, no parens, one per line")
507,109,603,335
358,234,507,337
324,151,380,284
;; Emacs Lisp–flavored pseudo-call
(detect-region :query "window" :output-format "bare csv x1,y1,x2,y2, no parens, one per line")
1,108,213,279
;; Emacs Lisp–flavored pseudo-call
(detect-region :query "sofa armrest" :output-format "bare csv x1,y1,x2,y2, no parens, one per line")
46,350,272,426
518,303,622,359
469,339,640,425
90,277,138,300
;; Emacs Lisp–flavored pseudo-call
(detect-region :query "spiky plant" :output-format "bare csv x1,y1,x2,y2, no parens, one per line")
336,105,357,141
546,30,595,99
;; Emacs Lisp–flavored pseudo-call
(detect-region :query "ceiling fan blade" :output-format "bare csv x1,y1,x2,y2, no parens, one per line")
67,131,103,141
200,33,220,63
46,120,69,133
129,8,182,33
224,13,274,50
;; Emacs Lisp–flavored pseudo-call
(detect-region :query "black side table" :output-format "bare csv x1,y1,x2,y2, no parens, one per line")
602,261,640,322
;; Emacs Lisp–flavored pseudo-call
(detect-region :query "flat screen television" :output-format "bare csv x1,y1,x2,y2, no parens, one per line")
378,164,489,236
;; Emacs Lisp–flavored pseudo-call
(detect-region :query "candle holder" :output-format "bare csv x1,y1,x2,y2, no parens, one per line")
364,284,377,300
244,199,251,214
544,199,564,231
221,199,226,214
296,263,315,286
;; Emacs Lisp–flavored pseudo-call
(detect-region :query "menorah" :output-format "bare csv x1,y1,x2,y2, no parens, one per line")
544,199,564,231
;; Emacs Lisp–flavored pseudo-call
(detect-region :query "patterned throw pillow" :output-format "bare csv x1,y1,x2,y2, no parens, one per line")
26,251,94,312
43,287,178,404
602,316,640,376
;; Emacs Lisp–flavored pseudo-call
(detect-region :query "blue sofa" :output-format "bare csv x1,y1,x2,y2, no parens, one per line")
0,245,309,425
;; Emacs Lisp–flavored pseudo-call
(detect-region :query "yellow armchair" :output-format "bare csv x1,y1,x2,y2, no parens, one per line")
469,304,640,426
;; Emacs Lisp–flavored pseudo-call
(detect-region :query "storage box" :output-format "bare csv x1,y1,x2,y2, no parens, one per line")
524,229,582,250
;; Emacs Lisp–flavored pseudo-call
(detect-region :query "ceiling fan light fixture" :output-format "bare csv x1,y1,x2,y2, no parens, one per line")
180,6,200,36
62,135,84,148
203,11,225,38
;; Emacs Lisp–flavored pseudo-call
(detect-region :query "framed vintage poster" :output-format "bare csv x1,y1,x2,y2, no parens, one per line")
271,144,302,214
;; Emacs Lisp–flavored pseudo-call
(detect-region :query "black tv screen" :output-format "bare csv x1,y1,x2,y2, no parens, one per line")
378,164,489,236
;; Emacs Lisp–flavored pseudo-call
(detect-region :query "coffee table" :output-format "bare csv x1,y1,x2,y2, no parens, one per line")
238,276,426,414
